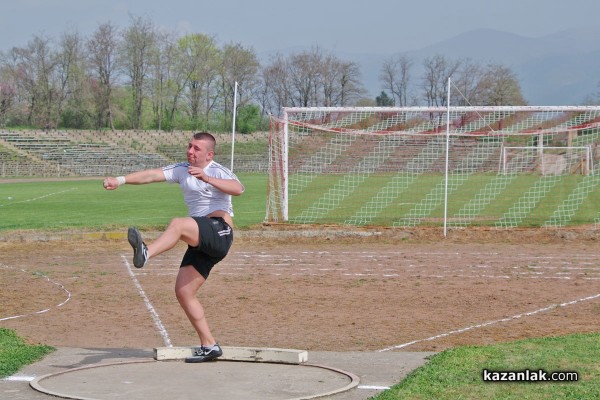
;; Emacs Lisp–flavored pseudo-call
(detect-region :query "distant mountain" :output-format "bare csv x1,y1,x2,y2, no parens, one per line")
341,27,600,105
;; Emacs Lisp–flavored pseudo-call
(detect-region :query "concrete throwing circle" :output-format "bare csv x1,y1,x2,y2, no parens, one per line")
30,359,359,400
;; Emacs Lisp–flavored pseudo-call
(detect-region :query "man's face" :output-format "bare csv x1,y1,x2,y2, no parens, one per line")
186,139,213,167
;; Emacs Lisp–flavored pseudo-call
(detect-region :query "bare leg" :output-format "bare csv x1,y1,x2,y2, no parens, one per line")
175,265,216,345
146,217,199,260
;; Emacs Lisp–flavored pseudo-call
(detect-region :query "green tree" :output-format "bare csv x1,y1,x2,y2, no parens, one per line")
236,104,263,133
179,33,221,128
376,91,394,106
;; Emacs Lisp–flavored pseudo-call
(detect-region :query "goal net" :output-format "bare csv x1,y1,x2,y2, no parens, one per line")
500,146,592,176
266,106,600,230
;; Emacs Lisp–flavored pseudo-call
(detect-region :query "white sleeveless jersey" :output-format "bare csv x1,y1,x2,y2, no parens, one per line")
162,161,239,217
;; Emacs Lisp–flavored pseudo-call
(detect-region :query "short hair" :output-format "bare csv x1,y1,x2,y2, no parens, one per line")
192,132,216,151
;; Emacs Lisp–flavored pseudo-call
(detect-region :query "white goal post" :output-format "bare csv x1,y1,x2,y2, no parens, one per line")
266,106,600,230
500,146,593,176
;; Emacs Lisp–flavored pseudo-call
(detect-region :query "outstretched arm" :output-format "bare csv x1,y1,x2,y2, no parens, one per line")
103,168,166,190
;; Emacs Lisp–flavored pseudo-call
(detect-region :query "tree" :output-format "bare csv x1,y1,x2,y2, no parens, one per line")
220,43,260,130
376,91,394,106
236,104,262,133
57,30,92,128
179,33,221,127
87,22,120,129
0,63,17,126
478,64,527,106
147,30,178,130
120,15,156,129
322,55,365,106
450,58,484,106
421,54,461,107
260,47,365,112
288,47,324,107
379,54,412,106
259,53,290,115
6,35,60,127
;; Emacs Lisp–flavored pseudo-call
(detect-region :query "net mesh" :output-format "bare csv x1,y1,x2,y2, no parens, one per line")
267,107,600,229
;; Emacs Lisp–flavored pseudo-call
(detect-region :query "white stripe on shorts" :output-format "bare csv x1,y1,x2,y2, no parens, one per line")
218,226,231,236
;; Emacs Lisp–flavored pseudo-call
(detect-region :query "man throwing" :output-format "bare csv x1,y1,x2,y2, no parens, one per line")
103,132,244,363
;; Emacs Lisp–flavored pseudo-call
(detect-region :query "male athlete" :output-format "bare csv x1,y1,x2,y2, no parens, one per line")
103,132,244,363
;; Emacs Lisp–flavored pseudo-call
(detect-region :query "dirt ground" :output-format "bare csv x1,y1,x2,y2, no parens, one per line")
1,226,600,353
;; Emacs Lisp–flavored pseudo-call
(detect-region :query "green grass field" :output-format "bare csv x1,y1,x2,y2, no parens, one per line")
287,173,600,227
372,333,600,400
0,328,54,379
2,172,600,232
0,174,268,232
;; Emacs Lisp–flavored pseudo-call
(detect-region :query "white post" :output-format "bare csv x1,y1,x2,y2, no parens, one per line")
282,109,289,221
443,78,451,238
538,132,544,174
587,145,592,175
230,81,238,172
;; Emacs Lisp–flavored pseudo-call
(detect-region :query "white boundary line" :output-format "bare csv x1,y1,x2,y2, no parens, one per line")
0,266,71,321
358,385,390,390
121,255,172,347
3,375,35,382
0,188,76,208
378,292,600,352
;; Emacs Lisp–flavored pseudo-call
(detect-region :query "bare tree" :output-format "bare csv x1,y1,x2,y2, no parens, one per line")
147,30,179,130
379,54,412,106
120,15,156,129
6,35,59,127
0,51,18,125
87,22,120,129
259,53,291,114
337,61,365,106
255,62,275,116
288,48,324,107
450,58,484,106
320,53,365,107
260,47,365,112
220,42,260,129
56,30,91,128
422,54,461,107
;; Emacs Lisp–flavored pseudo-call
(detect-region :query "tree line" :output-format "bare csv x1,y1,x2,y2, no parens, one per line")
0,15,532,133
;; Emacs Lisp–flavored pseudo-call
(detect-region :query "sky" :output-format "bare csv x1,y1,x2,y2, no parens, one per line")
2,0,600,56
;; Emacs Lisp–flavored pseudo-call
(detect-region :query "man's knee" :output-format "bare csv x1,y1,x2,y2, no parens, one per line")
168,217,189,229
175,284,190,302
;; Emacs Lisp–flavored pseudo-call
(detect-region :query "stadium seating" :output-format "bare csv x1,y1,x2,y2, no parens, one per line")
0,130,269,177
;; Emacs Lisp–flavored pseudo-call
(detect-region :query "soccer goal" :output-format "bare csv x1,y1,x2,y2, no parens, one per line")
499,146,593,176
266,106,600,230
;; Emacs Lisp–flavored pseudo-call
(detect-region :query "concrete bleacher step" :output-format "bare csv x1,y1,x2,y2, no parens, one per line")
1,130,270,176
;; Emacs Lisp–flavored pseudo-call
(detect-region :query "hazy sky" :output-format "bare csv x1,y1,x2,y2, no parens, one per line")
2,0,600,55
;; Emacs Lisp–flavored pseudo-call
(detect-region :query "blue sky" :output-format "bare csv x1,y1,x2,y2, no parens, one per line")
2,0,600,55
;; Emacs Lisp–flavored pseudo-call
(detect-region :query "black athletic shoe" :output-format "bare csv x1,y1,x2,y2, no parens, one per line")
185,343,223,363
127,226,148,268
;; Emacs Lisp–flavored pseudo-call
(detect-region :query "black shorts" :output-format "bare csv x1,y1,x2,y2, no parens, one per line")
180,216,233,279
